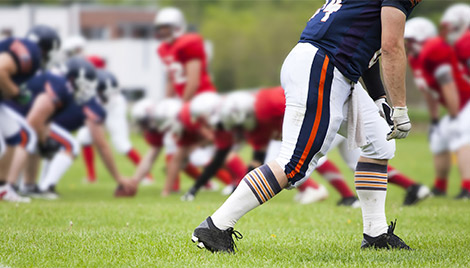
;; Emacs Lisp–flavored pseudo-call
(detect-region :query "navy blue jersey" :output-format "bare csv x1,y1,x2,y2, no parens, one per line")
6,72,74,116
300,0,419,82
52,97,106,132
0,38,41,85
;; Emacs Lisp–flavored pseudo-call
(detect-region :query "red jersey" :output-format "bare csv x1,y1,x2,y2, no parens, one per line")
413,37,470,110
144,130,164,147
245,87,285,150
177,102,205,146
455,31,470,76
157,33,216,97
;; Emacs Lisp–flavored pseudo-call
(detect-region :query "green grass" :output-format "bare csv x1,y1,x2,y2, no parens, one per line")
1,132,470,267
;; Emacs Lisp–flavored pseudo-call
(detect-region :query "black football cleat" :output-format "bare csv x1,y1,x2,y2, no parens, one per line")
337,196,360,208
455,189,470,200
403,184,431,206
361,220,412,250
431,187,446,197
192,217,243,253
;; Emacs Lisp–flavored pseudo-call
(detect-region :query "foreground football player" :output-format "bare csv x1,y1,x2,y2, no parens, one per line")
192,0,420,252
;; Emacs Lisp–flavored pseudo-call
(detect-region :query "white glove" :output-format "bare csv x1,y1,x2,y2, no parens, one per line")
374,98,393,126
386,107,412,140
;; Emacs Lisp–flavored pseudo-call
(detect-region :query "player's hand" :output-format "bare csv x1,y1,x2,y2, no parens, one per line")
374,98,393,126
386,107,411,140
37,137,61,159
119,178,137,193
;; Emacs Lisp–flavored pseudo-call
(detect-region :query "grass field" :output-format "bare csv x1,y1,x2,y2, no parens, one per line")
1,132,469,267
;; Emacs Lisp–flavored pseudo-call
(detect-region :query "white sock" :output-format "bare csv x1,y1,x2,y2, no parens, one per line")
211,165,282,230
355,162,389,237
39,153,73,191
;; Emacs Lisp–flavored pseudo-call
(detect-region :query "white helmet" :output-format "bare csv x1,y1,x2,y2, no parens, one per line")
404,17,437,43
190,92,223,127
404,17,437,55
153,98,183,134
441,3,470,45
154,7,186,40
131,98,154,123
219,91,256,131
62,36,86,57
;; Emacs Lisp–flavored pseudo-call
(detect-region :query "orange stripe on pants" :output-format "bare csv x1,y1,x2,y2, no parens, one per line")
287,55,330,179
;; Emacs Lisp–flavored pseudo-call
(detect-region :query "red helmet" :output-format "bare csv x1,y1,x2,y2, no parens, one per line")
87,55,106,69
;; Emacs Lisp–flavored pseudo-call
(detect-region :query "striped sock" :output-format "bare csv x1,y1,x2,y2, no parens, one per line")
355,162,388,237
211,165,282,230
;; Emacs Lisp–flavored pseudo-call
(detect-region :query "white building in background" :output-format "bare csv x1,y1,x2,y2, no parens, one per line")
0,4,165,101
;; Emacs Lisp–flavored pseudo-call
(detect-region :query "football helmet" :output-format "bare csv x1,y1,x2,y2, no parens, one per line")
219,91,256,131
404,17,437,56
131,98,155,130
96,69,119,103
153,98,183,134
190,92,223,127
63,56,97,104
154,7,187,41
62,36,86,58
25,25,61,68
440,4,470,45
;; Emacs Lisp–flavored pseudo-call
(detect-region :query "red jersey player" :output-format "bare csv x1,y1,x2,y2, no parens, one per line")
154,7,216,101
405,16,470,199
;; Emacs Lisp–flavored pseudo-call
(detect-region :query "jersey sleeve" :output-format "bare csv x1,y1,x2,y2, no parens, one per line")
382,0,420,17
83,99,106,124
177,35,205,63
45,74,74,108
7,39,40,76
144,130,163,147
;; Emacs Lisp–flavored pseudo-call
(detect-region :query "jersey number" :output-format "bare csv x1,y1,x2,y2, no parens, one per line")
169,62,187,84
312,0,343,22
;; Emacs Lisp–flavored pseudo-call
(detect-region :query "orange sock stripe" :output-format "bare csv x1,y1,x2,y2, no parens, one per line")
355,183,387,188
287,55,330,179
245,175,266,203
249,173,271,199
355,172,387,178
354,177,387,182
254,169,275,197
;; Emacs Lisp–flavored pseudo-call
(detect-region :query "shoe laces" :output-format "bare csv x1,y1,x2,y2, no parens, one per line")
226,228,243,252
387,219,411,250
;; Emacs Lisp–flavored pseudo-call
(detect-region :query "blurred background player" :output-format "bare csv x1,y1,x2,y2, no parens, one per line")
0,25,58,202
405,15,470,199
154,7,224,194
60,37,148,184
35,57,135,197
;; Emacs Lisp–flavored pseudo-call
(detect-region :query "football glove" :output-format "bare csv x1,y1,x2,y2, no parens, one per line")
387,107,411,140
374,98,393,126
13,84,32,105
38,137,61,159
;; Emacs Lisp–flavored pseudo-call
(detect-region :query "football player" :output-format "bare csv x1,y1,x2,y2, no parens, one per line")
0,25,59,202
34,57,135,197
76,61,149,184
405,15,470,199
441,3,470,75
154,7,216,101
192,0,420,252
